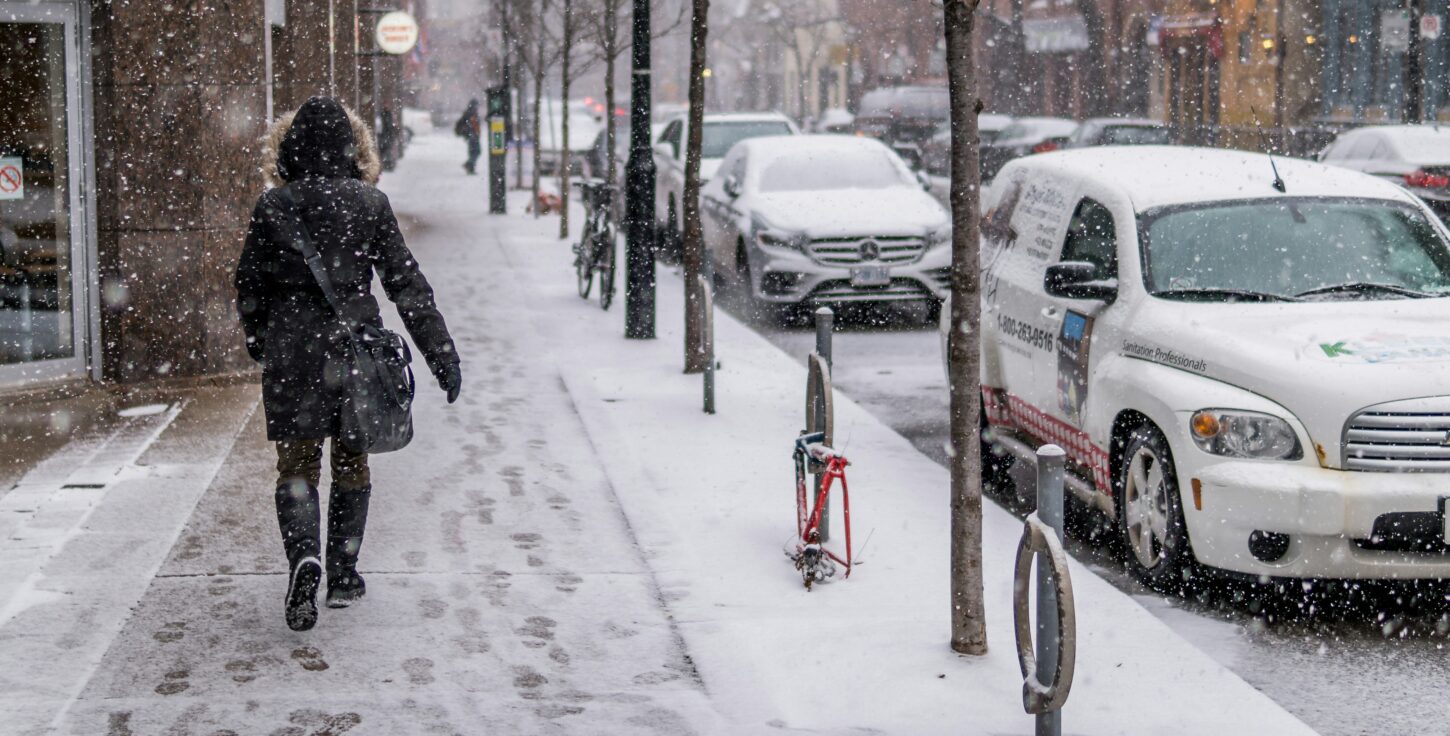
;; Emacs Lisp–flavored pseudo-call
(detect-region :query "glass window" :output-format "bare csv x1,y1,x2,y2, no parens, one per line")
1100,126,1172,145
0,21,74,365
1062,199,1118,276
700,121,794,159
757,147,911,192
1142,199,1450,300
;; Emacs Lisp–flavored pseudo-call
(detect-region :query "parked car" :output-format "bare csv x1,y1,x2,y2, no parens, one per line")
536,99,602,177
979,117,1078,181
952,144,1450,589
1064,117,1171,148
700,135,950,318
653,112,799,260
920,114,1013,177
1318,125,1450,220
853,86,950,146
815,107,855,134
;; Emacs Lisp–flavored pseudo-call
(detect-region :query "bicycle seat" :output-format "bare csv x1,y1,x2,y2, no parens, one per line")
794,432,842,463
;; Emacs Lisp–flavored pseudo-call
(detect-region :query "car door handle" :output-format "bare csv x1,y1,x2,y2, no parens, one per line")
1042,306,1059,319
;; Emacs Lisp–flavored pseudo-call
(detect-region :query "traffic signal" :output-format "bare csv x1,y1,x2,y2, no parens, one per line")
486,86,510,119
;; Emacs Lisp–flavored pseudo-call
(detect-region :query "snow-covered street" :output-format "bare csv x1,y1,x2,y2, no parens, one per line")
0,129,1331,734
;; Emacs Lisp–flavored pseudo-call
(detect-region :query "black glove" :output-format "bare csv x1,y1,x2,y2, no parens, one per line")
245,336,265,364
437,362,462,404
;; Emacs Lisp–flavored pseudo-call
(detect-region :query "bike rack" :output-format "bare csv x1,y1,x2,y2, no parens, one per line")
1012,445,1077,735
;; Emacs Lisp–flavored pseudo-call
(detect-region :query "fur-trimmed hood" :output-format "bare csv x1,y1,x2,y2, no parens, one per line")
261,98,381,188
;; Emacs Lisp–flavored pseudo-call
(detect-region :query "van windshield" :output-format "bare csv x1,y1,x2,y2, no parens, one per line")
1142,199,1450,301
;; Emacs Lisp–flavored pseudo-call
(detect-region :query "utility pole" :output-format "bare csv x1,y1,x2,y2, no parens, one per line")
625,0,657,339
944,0,988,657
491,0,512,214
1406,0,1425,122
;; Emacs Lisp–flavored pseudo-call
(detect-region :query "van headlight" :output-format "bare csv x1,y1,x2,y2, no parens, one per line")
751,214,808,251
1189,410,1302,460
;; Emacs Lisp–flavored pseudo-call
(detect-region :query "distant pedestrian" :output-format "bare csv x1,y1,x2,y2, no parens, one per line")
456,99,482,175
236,96,463,632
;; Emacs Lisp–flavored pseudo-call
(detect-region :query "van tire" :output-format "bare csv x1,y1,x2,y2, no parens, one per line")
1116,423,1197,593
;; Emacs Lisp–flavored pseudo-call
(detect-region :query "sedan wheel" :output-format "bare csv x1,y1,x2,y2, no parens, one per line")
1116,424,1196,592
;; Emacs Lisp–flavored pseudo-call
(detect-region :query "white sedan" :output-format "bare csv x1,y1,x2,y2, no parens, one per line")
1318,125,1450,221
700,135,951,317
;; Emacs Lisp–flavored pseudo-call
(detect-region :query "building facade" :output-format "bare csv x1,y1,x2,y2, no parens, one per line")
0,0,413,393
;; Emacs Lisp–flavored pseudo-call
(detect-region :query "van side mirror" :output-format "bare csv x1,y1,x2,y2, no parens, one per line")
723,174,742,199
1045,261,1118,303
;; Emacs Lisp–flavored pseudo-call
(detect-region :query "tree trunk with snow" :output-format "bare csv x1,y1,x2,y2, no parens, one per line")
559,0,575,239
682,0,710,374
944,0,987,657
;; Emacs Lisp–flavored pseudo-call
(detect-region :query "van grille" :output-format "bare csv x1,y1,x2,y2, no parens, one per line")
807,236,925,266
1343,411,1450,472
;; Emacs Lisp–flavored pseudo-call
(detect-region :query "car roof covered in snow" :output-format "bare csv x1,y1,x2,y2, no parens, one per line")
1010,145,1419,212
665,112,794,126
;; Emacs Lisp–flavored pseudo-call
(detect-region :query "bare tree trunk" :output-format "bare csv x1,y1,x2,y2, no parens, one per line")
531,68,544,218
682,0,710,374
515,0,527,190
559,0,575,239
945,0,987,657
604,0,620,188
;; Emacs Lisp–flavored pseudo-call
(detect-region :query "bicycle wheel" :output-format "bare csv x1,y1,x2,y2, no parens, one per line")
598,221,617,311
575,237,593,299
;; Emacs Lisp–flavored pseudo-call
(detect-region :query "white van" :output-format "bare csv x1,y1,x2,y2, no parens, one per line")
969,146,1450,587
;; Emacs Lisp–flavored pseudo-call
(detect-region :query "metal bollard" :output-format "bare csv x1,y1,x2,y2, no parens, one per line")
813,307,834,541
1035,445,1066,736
699,274,715,415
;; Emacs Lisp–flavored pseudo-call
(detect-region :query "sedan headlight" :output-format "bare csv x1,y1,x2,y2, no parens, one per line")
751,214,808,251
1189,409,1302,460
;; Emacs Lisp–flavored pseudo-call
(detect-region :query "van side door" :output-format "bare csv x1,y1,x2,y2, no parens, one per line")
1037,195,1119,431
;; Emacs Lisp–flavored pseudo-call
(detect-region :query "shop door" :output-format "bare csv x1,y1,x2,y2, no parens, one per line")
0,3,89,385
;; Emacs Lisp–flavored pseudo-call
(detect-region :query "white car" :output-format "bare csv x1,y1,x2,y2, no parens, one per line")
1318,125,1450,221
654,112,799,258
967,145,1450,587
701,135,951,314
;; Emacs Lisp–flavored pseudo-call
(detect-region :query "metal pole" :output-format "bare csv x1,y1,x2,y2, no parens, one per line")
1035,444,1066,736
700,274,715,414
1406,0,1425,122
624,0,657,339
490,0,511,214
813,306,833,541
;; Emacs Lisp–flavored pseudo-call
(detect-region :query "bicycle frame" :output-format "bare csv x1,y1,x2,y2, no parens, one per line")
794,443,853,581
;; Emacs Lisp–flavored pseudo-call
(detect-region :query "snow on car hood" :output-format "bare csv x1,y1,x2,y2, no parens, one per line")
1126,298,1450,467
700,158,723,182
749,187,948,238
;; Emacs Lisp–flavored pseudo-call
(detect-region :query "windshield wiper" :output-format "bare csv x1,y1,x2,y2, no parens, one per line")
1152,287,1298,303
1294,282,1432,299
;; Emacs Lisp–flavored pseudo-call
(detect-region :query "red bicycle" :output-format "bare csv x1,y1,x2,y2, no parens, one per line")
792,431,853,590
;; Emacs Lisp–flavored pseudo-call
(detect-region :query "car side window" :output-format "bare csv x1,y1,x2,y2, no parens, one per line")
1061,198,1118,277
661,121,682,158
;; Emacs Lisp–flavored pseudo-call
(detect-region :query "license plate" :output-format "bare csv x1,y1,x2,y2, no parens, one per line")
850,266,891,287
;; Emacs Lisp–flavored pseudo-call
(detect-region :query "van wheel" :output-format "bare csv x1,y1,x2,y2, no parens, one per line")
1116,423,1196,593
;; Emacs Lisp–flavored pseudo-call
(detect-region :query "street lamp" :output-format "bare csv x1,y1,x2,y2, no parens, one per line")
624,0,657,339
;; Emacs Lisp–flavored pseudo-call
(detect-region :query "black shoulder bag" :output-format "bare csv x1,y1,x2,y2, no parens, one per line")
272,186,416,454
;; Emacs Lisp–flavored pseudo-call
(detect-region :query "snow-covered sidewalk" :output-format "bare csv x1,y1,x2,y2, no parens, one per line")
0,131,1318,734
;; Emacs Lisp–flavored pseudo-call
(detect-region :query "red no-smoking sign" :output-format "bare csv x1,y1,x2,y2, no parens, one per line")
0,157,23,201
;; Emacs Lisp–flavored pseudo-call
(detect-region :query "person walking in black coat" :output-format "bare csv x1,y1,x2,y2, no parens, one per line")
235,96,462,631
455,99,482,174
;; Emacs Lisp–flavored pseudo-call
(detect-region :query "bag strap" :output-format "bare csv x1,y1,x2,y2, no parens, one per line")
272,185,355,330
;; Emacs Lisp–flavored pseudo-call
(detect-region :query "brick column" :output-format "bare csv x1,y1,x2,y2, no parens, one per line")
91,0,269,381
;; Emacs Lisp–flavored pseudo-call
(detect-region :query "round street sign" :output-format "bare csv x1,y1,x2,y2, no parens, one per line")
375,11,419,55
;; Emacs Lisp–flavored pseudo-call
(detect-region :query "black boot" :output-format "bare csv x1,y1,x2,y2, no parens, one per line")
276,480,322,631
326,486,371,608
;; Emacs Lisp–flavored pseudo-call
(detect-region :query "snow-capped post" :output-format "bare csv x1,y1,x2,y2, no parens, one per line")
1013,445,1076,734
682,0,711,373
1034,446,1067,736
699,273,716,414
813,307,833,541
944,0,988,656
624,0,657,339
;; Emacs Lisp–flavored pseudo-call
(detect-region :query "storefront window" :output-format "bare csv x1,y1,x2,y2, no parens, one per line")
0,21,73,366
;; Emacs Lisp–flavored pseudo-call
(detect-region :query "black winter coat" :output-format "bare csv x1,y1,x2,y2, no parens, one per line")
236,178,457,440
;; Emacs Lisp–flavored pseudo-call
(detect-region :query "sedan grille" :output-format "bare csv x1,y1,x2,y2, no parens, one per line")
806,235,925,266
1343,410,1450,472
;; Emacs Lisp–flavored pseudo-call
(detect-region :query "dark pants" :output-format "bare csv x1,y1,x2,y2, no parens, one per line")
274,439,371,572
465,136,481,173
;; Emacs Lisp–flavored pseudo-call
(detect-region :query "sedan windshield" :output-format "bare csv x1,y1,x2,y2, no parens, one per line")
758,148,911,192
1142,199,1450,301
702,122,794,158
